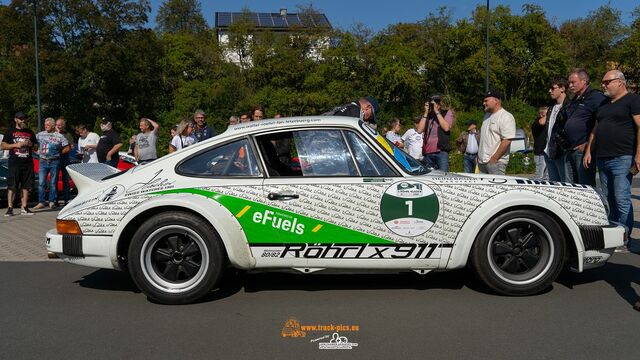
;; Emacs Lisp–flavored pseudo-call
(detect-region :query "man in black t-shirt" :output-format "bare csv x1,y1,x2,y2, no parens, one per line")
1,112,37,216
324,96,380,129
96,117,123,168
584,70,640,252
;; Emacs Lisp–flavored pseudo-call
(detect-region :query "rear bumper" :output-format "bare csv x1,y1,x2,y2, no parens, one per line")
580,224,625,270
45,229,115,269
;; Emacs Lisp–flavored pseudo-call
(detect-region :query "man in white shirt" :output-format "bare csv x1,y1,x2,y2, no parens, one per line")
75,124,100,163
478,90,516,175
401,116,426,160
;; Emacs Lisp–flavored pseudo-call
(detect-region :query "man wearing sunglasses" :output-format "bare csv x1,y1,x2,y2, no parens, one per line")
560,68,607,186
584,70,640,253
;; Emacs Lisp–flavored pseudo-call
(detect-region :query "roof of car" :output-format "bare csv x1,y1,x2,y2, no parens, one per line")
220,116,362,139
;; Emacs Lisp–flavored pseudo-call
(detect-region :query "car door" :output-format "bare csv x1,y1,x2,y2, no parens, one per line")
252,127,445,270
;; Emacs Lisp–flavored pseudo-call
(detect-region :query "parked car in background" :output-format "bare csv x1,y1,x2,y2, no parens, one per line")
118,151,138,171
510,128,531,154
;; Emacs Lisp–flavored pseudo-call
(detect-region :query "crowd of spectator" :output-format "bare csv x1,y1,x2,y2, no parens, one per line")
2,72,639,255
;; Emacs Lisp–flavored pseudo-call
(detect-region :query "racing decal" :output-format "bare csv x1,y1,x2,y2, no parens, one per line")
251,243,453,259
380,181,439,237
154,188,393,244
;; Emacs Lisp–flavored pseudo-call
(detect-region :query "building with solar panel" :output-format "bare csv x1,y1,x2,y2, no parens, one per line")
215,9,332,67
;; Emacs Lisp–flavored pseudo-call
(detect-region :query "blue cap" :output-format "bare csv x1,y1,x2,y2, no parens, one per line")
365,95,380,122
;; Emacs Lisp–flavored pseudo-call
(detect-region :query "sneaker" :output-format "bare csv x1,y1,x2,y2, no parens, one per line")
49,202,57,209
33,203,46,210
20,207,34,216
615,245,630,253
4,208,13,216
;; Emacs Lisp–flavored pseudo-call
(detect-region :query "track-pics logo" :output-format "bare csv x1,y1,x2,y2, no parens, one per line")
281,317,360,350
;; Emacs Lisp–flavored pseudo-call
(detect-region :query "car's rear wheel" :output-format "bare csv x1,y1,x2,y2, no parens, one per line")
470,210,565,296
128,212,224,304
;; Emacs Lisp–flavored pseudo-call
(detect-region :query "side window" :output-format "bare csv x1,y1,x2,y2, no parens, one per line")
256,130,358,177
177,139,261,177
344,131,396,176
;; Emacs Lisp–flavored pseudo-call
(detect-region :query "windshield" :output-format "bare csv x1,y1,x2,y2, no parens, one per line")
360,122,428,175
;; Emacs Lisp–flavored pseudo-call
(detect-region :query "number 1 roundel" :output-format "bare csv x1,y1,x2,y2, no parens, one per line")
380,181,439,237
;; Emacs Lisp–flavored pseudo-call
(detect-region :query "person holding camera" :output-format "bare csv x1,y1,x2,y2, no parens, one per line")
561,69,607,186
544,77,570,182
421,95,454,171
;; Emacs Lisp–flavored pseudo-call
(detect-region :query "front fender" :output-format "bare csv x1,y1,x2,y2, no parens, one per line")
109,193,256,270
444,189,586,271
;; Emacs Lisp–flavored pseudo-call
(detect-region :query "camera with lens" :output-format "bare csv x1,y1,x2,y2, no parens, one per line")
428,95,441,113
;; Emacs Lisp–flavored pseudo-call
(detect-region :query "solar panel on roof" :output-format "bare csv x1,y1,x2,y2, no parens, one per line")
258,13,273,27
272,15,287,27
286,14,301,26
217,12,232,27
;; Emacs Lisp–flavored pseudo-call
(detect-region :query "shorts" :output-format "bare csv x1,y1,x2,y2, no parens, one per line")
7,162,35,191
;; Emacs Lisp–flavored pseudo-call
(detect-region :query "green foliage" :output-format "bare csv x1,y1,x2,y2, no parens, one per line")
156,0,207,35
0,0,637,161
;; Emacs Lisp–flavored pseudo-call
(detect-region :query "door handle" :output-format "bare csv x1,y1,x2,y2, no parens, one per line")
267,192,299,201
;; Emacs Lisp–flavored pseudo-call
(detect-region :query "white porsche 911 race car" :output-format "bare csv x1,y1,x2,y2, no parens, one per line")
46,117,624,304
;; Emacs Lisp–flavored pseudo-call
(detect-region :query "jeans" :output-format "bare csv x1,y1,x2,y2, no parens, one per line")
478,162,506,175
534,154,548,180
422,152,449,171
463,154,477,173
544,152,567,182
38,159,59,204
597,155,634,236
59,156,70,203
566,149,596,186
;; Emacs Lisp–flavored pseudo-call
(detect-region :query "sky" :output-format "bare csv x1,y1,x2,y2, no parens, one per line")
149,0,639,32
0,0,636,31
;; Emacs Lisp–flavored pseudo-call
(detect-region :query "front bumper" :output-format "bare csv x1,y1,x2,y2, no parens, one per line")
580,224,625,270
46,229,115,269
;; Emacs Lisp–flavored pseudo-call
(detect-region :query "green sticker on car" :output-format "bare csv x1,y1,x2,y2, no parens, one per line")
380,181,439,237
153,188,393,245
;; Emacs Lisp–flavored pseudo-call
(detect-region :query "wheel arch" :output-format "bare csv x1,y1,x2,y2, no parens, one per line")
111,194,256,271
444,189,584,271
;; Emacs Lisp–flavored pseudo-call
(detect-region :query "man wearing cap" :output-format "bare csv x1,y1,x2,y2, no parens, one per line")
97,117,123,167
478,90,516,175
1,112,37,216
421,95,454,171
456,120,480,173
324,96,380,129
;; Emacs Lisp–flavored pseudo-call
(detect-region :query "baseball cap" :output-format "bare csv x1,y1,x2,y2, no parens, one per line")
483,90,502,100
14,111,26,119
100,116,112,124
365,95,380,122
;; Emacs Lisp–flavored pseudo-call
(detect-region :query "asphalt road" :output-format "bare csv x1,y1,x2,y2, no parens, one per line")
1,255,639,360
1,183,640,359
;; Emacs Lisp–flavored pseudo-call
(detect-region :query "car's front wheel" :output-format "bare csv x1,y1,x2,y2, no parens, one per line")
470,210,565,296
128,212,225,304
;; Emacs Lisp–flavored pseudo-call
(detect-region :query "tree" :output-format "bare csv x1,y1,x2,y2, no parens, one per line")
156,0,207,35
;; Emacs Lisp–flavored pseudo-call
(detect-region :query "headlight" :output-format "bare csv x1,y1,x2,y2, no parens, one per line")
595,188,610,216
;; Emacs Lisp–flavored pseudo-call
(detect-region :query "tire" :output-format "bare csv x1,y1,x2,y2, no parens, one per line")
470,210,565,296
128,212,225,304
